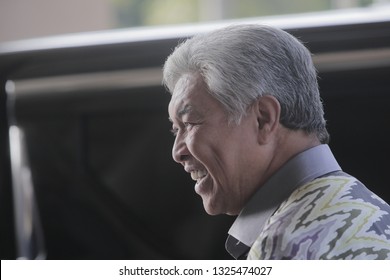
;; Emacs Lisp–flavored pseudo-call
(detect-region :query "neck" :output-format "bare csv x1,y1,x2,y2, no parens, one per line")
263,128,321,186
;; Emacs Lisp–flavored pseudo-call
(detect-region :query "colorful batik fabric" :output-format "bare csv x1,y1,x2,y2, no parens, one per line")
248,175,390,259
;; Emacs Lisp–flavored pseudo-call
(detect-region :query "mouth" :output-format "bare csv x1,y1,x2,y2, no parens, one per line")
190,169,208,184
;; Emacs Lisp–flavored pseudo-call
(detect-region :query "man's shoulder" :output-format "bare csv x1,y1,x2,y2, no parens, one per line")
282,172,390,215
248,173,390,259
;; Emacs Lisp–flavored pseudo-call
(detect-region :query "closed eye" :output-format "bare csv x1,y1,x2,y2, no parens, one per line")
170,121,200,136
184,122,200,132
184,122,193,128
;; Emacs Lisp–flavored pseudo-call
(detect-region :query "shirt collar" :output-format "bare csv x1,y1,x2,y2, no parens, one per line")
226,144,341,258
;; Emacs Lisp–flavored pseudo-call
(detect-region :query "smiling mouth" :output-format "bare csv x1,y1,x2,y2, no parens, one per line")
190,170,207,183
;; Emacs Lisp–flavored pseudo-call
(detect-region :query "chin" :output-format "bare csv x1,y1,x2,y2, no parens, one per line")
202,199,239,216
203,206,221,216
202,200,223,216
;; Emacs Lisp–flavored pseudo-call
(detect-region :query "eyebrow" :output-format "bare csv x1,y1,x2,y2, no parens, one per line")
169,104,193,123
178,104,193,118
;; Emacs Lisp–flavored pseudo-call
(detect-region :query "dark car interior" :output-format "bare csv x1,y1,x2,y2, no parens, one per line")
1,16,390,260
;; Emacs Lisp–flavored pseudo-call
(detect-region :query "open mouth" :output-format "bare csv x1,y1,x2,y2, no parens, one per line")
190,170,208,184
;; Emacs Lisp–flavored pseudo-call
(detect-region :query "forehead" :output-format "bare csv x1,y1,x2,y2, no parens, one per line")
168,74,210,118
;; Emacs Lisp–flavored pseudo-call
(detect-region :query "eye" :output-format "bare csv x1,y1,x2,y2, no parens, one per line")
184,122,192,128
184,122,196,131
170,122,198,136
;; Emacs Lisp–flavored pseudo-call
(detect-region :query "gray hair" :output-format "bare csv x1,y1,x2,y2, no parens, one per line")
163,24,329,144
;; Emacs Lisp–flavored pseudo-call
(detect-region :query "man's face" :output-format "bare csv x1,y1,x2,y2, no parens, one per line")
168,74,262,215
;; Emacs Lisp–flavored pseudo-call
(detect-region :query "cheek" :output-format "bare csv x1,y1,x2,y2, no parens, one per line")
186,130,205,157
188,131,230,177
186,129,216,161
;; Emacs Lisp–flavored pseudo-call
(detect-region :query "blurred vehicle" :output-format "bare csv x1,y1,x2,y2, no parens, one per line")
1,7,390,259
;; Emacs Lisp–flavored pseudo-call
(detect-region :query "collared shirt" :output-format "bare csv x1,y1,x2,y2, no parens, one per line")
226,144,341,259
226,144,390,259
248,171,390,259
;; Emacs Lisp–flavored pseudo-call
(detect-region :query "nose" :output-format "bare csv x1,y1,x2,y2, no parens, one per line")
172,133,190,165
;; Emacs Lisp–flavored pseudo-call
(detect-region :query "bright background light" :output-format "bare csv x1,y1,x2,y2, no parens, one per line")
1,0,389,42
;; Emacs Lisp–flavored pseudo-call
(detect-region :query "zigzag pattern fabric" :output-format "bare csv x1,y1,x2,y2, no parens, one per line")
248,173,390,259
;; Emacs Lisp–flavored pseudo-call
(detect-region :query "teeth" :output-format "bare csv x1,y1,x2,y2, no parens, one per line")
190,170,207,181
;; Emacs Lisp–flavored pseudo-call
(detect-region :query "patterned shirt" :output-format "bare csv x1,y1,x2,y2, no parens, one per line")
226,145,390,259
248,172,390,259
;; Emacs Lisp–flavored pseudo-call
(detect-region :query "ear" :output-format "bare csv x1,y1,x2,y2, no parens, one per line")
254,95,281,144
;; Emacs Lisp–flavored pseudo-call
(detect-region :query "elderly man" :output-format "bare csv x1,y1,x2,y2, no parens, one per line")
163,24,390,259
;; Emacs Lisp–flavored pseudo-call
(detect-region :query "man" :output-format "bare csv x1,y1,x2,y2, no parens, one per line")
163,24,390,259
